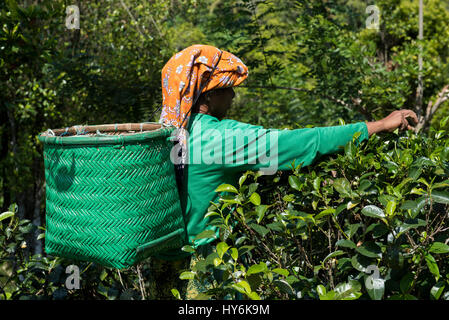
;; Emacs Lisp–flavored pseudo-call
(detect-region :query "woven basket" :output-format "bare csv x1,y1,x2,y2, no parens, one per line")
38,123,185,269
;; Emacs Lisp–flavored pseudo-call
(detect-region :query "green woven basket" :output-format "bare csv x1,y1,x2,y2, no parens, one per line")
38,123,186,269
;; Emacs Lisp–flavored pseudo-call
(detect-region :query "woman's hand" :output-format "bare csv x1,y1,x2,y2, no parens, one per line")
366,109,419,136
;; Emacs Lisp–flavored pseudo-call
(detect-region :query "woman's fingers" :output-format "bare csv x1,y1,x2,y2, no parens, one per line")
399,109,419,131
379,109,419,133
400,112,407,130
404,110,419,125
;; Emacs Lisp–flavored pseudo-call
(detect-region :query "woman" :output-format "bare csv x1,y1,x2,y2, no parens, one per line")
153,44,417,298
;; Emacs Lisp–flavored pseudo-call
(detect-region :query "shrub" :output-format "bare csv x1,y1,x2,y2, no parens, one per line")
180,117,449,300
2,118,448,300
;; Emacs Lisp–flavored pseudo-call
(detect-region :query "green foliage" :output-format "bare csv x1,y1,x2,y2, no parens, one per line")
178,118,449,300
0,204,171,300
1,0,449,300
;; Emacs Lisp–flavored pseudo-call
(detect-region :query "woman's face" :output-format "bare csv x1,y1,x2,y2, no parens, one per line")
208,87,235,119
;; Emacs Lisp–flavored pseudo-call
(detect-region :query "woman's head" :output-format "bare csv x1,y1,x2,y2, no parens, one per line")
159,44,248,168
159,44,248,128
193,87,236,119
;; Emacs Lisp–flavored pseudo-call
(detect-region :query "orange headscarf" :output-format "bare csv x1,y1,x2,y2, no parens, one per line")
159,44,249,129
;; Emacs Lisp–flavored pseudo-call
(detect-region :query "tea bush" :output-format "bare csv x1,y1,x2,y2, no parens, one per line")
179,117,449,300
1,118,448,300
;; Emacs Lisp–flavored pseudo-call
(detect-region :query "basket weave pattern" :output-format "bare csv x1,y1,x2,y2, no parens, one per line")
40,125,184,269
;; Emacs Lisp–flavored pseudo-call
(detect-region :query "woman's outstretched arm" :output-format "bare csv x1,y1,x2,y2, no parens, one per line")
214,109,418,173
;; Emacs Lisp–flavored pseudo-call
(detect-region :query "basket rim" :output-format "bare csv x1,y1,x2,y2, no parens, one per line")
38,122,176,146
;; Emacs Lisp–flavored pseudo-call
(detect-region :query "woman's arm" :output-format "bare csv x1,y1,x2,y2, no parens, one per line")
215,109,418,173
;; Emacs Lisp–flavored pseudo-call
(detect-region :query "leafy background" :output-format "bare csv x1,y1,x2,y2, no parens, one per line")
1,0,448,300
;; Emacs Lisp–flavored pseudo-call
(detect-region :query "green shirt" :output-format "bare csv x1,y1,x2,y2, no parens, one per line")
159,113,369,259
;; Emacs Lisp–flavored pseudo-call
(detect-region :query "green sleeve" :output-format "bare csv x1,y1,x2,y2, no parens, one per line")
217,119,369,173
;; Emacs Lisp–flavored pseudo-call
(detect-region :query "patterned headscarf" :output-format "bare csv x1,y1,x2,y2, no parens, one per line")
159,44,249,167
160,44,248,128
